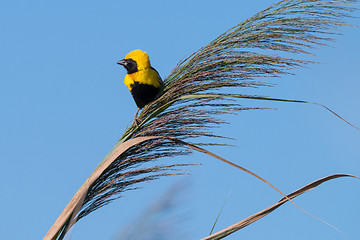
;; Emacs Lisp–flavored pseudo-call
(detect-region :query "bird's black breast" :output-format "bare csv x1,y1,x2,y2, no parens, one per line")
130,81,160,109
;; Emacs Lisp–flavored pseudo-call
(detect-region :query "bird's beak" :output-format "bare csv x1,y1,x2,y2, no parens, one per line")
117,59,127,66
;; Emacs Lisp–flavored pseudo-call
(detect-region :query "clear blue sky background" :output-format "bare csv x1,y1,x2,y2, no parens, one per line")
1,1,359,239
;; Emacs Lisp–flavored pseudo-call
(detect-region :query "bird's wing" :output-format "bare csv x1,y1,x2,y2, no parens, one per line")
151,66,163,85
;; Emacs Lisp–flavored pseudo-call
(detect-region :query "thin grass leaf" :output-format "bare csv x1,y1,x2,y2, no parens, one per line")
209,191,232,236
202,174,360,240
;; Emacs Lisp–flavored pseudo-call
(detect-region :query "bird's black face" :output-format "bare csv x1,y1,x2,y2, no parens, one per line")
117,58,138,74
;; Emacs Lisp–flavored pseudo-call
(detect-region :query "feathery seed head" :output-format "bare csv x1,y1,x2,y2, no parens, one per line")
69,0,360,231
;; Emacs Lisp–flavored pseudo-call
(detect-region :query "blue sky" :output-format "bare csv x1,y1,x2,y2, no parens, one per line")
1,1,359,239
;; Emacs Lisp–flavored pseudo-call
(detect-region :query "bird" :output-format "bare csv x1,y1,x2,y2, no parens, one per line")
117,49,163,125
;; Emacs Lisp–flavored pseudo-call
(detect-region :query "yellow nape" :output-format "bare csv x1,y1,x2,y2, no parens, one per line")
125,49,151,71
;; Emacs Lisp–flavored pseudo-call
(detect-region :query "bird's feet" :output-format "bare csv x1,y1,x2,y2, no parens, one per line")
134,108,140,127
134,117,139,126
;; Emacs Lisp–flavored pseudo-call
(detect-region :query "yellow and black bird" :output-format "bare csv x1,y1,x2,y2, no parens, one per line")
117,49,163,123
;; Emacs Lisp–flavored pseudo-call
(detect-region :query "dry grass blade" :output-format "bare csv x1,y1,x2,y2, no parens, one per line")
202,174,359,240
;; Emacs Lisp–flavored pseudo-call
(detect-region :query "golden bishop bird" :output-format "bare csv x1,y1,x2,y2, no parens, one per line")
117,49,163,124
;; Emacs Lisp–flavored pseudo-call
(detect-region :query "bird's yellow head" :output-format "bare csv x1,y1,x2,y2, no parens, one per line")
117,49,151,74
